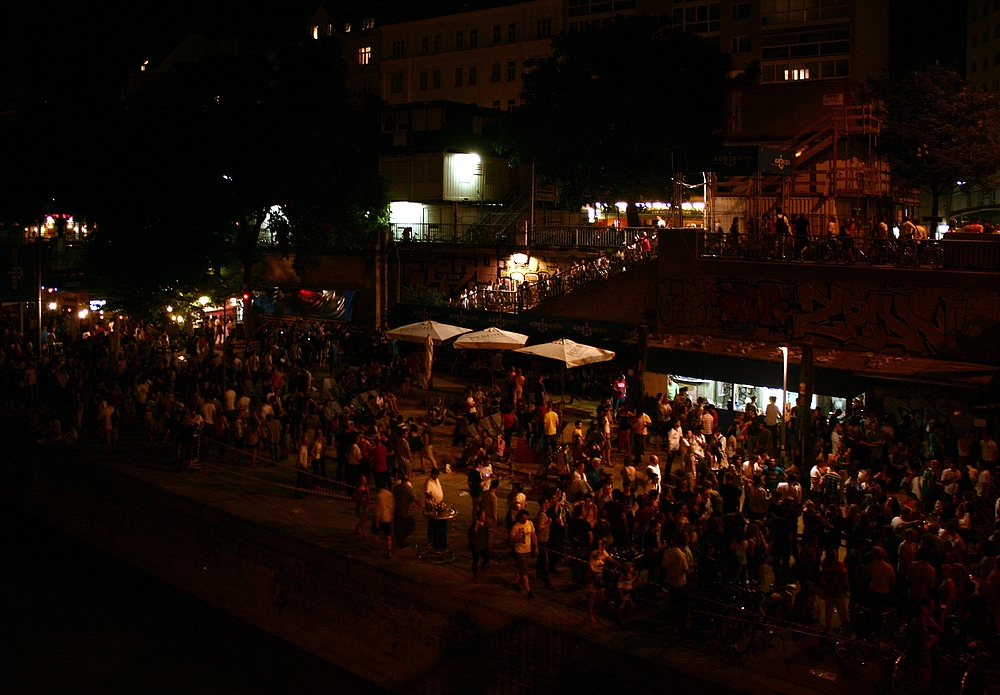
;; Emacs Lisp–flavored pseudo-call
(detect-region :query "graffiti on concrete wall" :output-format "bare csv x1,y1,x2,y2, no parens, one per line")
718,280,792,334
792,283,971,356
658,278,716,330
657,276,997,361
401,254,498,299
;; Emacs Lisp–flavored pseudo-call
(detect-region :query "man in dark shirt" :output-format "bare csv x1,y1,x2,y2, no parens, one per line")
567,506,593,585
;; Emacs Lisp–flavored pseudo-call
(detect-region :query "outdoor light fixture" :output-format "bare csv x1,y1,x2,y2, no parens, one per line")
453,152,481,183
47,302,57,310
511,253,529,265
198,296,210,306
78,309,89,319
166,305,173,313
229,297,239,306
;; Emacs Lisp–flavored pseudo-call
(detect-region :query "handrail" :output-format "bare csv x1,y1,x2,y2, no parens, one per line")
451,233,657,313
696,231,954,269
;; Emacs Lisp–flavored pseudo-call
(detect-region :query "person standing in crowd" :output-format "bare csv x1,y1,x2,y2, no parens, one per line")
509,509,537,599
468,509,491,581
373,484,395,558
392,474,418,547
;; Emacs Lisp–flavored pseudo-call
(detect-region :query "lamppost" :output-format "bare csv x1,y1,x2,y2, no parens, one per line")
779,345,789,461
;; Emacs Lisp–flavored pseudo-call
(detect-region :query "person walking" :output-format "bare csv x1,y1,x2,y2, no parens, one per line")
510,509,537,598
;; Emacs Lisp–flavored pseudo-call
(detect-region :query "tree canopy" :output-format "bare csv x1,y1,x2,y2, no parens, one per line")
88,34,387,317
498,17,731,212
872,66,1000,224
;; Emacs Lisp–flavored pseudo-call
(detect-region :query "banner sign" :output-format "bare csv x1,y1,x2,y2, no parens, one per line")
253,288,355,322
695,146,794,177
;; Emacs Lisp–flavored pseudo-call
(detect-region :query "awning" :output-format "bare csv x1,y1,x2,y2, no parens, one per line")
647,335,997,395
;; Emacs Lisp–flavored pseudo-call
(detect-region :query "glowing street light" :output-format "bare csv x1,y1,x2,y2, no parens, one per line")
78,308,89,320
47,302,57,311
198,296,210,306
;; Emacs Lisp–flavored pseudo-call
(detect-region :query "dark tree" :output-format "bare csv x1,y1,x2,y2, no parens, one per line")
498,17,730,222
89,35,387,322
873,66,1000,226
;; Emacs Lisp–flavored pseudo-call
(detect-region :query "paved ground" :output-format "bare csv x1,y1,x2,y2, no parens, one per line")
12,349,925,695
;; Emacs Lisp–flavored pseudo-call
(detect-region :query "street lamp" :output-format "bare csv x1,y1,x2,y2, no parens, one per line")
779,346,789,460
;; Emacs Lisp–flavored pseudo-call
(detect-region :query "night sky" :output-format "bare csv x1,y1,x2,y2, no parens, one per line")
0,0,970,223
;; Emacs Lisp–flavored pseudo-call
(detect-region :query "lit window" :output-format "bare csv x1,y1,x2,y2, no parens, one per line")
345,23,351,33
312,25,318,40
326,23,332,36
363,18,375,30
357,46,371,65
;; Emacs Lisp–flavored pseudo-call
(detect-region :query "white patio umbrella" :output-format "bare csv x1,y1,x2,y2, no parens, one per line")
453,326,530,386
385,320,472,344
514,338,616,368
453,326,530,350
514,338,616,403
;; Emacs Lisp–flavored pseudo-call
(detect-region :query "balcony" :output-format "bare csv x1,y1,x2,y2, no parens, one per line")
389,223,652,250
389,222,517,246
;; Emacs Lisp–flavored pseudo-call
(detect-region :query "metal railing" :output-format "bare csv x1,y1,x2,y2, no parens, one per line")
530,226,647,248
697,232,947,269
451,234,657,313
389,222,517,246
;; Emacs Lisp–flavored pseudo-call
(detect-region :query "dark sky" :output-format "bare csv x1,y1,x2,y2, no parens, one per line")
888,0,968,76
0,1,331,222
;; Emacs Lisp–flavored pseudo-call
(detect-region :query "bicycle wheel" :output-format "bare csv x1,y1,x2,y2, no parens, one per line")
884,653,910,695
718,610,745,645
960,665,989,695
731,617,756,654
833,623,858,660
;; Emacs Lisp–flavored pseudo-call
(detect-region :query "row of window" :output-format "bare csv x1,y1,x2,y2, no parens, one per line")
970,53,1000,72
761,57,849,82
672,3,721,33
760,0,850,26
387,19,552,59
390,61,518,94
567,0,636,18
971,24,1000,47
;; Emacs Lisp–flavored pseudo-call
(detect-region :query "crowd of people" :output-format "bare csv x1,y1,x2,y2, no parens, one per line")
5,304,1000,691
